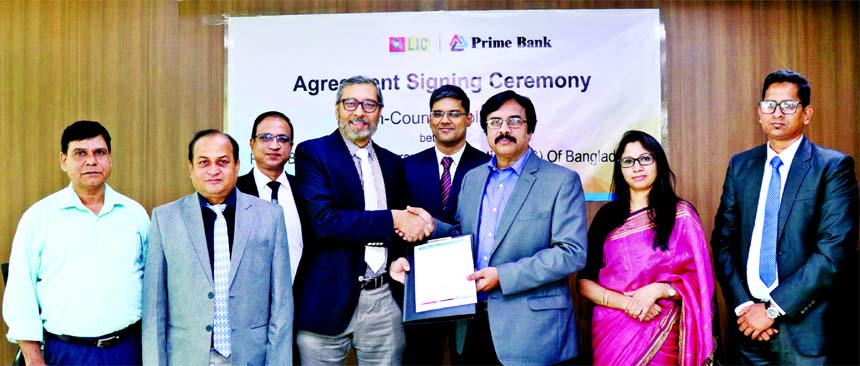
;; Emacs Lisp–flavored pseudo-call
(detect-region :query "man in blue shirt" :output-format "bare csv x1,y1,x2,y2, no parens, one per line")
401,90,588,365
3,120,150,366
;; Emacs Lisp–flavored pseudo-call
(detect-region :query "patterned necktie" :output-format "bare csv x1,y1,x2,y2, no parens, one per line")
356,148,385,272
440,156,454,212
207,204,231,358
760,156,783,287
267,181,281,204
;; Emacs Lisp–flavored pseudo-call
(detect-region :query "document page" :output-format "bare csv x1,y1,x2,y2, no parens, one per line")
414,236,477,313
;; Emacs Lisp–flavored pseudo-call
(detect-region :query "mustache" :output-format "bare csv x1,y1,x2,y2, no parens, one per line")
349,117,369,125
495,134,517,144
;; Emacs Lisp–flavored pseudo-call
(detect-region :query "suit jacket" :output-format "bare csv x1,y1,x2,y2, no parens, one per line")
712,138,859,356
403,143,490,223
435,151,588,366
236,169,297,199
292,130,408,335
142,191,293,366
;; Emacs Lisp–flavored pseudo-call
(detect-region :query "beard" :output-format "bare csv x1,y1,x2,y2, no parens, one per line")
338,117,377,144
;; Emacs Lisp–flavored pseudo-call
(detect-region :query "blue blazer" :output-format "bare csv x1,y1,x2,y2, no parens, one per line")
712,137,859,356
435,152,588,365
292,130,407,336
403,144,490,223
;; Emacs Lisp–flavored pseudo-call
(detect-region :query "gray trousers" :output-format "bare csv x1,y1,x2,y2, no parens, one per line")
297,284,405,365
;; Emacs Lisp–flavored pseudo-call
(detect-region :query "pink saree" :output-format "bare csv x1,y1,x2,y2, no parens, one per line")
592,202,715,366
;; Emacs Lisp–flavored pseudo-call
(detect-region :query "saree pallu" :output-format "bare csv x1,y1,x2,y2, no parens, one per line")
592,202,715,366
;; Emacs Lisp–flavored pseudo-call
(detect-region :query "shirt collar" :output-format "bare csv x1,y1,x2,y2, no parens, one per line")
435,144,466,167
59,183,123,215
766,135,804,168
197,187,238,209
252,166,287,188
341,133,375,160
487,147,532,175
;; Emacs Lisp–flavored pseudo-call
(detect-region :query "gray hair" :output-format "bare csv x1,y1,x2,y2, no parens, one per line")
335,75,384,106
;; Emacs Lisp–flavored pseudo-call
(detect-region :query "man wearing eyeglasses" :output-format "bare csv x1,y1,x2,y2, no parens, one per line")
236,111,304,283
401,85,490,365
403,90,587,365
292,75,431,365
712,69,858,365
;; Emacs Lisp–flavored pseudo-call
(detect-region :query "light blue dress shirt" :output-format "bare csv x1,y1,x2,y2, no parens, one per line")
3,184,149,342
476,149,532,299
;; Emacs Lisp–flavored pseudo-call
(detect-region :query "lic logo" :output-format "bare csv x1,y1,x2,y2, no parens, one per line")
449,34,467,52
389,36,431,53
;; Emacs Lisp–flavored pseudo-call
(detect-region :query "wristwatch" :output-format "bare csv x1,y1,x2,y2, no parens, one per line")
666,284,676,298
766,303,780,319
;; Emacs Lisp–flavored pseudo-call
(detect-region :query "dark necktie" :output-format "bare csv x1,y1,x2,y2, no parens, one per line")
441,157,454,212
760,156,783,287
267,181,281,204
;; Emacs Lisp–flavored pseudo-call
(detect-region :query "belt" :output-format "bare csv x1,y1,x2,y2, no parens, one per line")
359,274,388,290
47,321,140,348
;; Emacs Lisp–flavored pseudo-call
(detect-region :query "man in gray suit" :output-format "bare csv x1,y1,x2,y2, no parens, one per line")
403,90,587,365
142,129,293,366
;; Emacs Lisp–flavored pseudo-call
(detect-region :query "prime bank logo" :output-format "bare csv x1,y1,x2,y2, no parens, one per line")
449,34,467,52
388,36,431,53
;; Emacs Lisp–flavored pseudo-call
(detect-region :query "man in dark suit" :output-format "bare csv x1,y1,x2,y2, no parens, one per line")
712,69,858,365
236,111,303,282
292,75,431,365
402,85,489,365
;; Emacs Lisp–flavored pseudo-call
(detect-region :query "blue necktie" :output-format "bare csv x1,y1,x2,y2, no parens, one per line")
207,204,232,358
760,156,783,287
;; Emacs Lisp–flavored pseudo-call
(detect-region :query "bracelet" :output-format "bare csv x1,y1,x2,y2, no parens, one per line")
601,289,610,306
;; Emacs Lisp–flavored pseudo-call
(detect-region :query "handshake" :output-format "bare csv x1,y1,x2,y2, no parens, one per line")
392,206,435,242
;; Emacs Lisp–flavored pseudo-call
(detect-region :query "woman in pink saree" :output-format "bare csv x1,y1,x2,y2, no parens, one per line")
578,130,715,366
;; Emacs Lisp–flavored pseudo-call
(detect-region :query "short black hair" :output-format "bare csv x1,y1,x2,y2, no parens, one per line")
479,90,537,134
762,69,811,107
187,129,240,163
251,111,294,141
429,85,470,113
61,120,111,154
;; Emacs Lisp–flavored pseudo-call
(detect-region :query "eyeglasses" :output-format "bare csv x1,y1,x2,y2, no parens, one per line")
619,154,655,168
340,98,381,113
430,110,466,120
254,133,292,145
486,117,526,129
759,100,801,114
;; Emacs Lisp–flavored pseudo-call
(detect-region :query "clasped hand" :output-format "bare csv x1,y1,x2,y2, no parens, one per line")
623,283,666,322
393,206,435,242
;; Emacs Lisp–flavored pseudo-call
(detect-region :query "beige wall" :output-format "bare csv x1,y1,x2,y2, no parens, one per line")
0,0,857,362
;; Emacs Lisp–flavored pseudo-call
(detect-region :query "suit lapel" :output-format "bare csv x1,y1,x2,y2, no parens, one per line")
741,146,767,254
463,166,490,255
230,192,253,288
180,194,215,286
777,138,812,242
327,131,364,208
492,154,538,255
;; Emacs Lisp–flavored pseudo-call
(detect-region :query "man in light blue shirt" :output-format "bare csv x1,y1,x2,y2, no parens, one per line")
3,120,150,366
401,91,587,365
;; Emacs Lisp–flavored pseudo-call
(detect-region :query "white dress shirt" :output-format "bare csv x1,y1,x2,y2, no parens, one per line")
735,135,803,315
253,167,303,283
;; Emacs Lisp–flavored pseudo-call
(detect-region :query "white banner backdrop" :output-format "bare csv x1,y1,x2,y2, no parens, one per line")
226,9,664,200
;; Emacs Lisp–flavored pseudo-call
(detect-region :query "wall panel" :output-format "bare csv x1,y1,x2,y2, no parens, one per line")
0,0,856,362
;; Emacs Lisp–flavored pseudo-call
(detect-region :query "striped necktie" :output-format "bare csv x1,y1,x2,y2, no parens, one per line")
440,156,453,212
